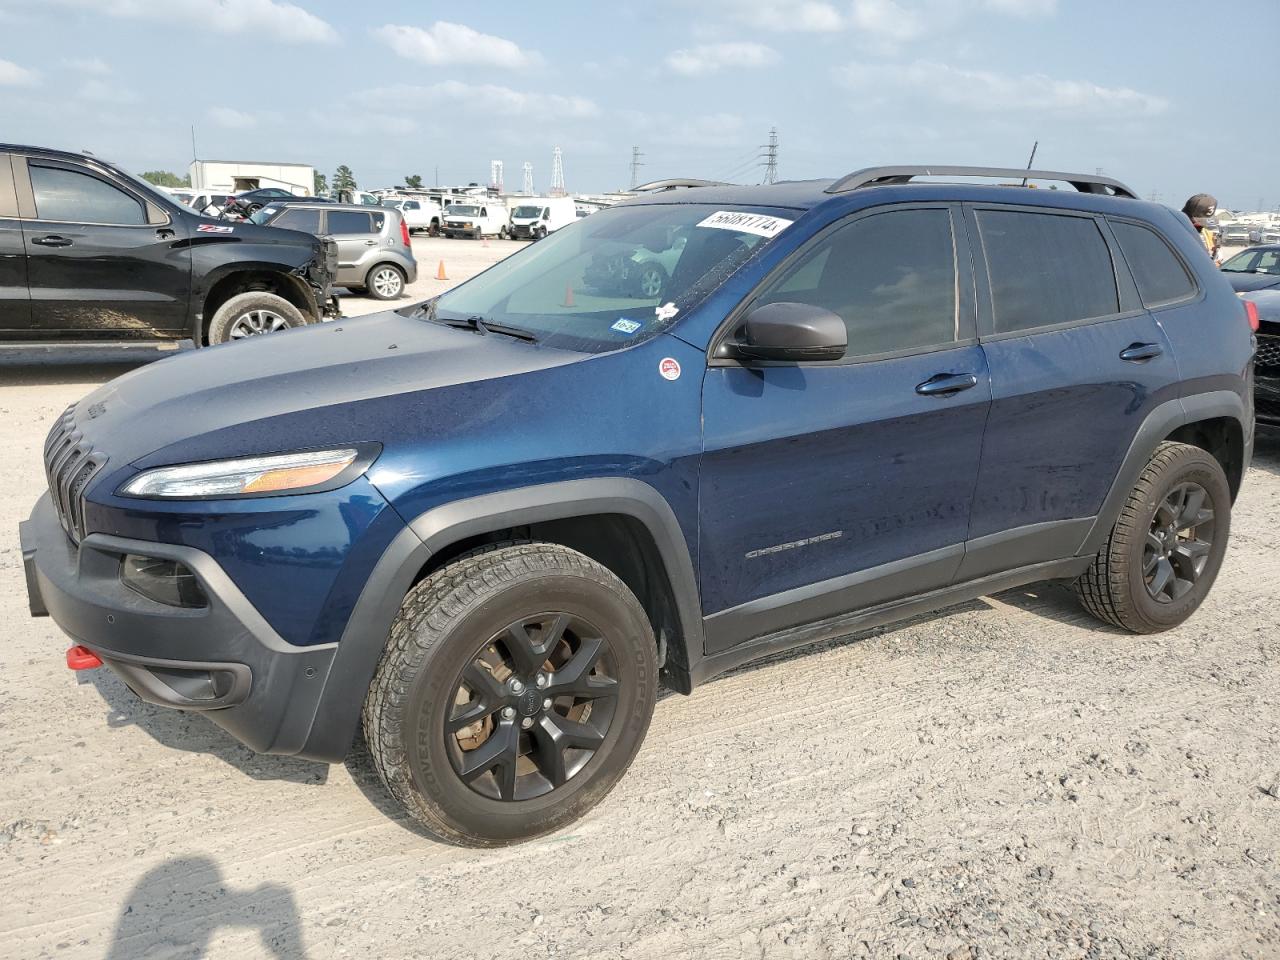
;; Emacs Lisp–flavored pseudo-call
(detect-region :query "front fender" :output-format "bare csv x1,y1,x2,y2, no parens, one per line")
296,477,702,762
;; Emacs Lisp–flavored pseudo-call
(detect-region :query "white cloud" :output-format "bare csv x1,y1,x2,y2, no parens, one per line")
837,59,1168,117
360,82,597,120
982,0,1056,15
0,57,38,86
665,42,780,77
849,0,924,42
52,0,337,43
209,106,258,129
63,56,112,75
373,22,540,69
728,0,845,31
79,78,139,103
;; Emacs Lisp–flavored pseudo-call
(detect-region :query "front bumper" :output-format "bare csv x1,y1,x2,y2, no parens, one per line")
20,493,337,756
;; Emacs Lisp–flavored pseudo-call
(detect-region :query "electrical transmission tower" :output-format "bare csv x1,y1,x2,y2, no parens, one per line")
550,146,565,196
489,160,504,193
759,127,779,184
522,161,533,195
630,146,644,190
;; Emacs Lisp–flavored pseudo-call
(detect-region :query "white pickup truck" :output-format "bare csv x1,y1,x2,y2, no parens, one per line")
382,197,443,235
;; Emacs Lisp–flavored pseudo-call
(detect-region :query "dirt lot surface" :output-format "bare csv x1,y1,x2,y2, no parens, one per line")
1,237,1278,959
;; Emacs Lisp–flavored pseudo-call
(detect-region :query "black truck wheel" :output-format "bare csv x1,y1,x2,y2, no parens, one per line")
207,291,308,345
363,542,658,846
1075,441,1230,633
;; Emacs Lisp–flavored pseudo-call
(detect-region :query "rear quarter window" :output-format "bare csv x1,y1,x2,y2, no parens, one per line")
977,209,1119,333
326,210,372,235
1110,220,1196,306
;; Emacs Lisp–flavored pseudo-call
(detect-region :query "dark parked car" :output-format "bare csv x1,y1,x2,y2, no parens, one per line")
222,188,331,218
22,165,1254,846
0,144,339,346
1220,244,1280,293
1241,289,1280,426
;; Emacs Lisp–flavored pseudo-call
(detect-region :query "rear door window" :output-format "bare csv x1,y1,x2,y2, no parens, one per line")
29,164,145,225
976,209,1119,333
326,210,372,235
273,207,322,234
753,207,958,358
1110,220,1196,306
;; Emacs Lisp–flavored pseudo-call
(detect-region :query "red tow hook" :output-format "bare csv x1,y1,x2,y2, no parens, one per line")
66,645,103,671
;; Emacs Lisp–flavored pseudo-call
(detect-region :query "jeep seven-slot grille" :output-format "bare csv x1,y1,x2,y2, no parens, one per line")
1256,333,1280,370
43,404,104,544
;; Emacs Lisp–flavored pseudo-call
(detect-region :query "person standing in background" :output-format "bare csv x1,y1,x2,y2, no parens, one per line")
1182,193,1220,262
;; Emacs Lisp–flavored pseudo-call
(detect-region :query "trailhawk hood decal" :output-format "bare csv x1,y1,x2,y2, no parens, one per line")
73,310,581,470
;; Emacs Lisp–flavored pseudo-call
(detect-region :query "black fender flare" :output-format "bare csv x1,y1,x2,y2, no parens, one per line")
297,478,703,762
1076,390,1249,557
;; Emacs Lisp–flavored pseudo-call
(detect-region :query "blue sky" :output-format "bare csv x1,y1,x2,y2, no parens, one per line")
0,0,1275,209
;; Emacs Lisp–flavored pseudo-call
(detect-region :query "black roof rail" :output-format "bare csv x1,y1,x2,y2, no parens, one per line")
631,178,730,193
825,165,1138,199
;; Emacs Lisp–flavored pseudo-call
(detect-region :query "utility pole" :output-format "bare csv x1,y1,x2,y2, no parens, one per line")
629,146,644,190
434,165,439,188
490,160,504,193
522,161,533,195
759,127,778,184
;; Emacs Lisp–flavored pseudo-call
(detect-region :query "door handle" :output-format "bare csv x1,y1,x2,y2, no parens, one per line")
364,239,377,246
916,372,979,396
31,235,72,247
1119,342,1163,363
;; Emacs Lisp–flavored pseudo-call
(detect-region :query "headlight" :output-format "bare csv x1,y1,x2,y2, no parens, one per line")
121,448,365,499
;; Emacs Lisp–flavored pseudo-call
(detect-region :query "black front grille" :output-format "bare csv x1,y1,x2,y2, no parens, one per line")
43,404,104,544
1256,333,1280,370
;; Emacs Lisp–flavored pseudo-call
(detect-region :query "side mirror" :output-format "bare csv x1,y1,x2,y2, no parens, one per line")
722,302,846,362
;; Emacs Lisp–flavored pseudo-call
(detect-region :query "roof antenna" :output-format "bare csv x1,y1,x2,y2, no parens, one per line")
1020,140,1038,187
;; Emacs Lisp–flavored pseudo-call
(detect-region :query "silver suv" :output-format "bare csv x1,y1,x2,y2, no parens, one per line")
254,202,418,300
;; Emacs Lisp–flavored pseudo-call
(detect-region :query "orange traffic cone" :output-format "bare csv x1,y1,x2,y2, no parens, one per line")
436,260,448,281
563,283,575,307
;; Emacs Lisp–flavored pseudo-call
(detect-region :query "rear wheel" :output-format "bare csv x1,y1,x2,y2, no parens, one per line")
1075,441,1230,633
363,543,658,846
367,263,406,300
207,291,307,345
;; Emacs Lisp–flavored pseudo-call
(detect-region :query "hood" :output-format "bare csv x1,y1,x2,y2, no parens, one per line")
73,310,581,471
1224,272,1280,293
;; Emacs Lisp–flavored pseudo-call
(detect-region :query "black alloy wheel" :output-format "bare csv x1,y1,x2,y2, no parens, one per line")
1143,481,1215,603
445,612,619,802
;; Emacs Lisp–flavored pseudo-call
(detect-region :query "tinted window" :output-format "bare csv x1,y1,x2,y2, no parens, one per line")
978,210,1118,332
273,207,322,234
754,208,957,357
30,164,145,224
1110,221,1196,305
326,211,372,235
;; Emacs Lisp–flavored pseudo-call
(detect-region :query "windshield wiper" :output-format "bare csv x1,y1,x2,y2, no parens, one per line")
415,303,539,343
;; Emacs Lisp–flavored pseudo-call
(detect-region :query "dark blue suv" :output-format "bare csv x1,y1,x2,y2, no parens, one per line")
21,166,1255,845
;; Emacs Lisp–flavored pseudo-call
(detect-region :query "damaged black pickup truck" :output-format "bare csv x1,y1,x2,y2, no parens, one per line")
0,144,339,347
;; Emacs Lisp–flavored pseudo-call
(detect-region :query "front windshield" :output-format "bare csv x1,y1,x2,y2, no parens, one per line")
429,202,794,353
447,205,480,216
381,199,403,208
512,206,542,218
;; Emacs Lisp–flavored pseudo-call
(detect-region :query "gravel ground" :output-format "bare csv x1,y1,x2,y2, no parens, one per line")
1,237,1278,960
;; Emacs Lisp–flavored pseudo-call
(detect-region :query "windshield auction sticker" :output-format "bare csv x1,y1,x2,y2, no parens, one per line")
696,210,794,238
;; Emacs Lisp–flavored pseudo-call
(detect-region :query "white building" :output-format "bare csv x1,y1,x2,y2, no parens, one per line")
188,160,314,195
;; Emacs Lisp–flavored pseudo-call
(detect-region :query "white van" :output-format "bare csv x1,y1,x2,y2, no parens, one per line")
441,203,509,240
508,197,577,240
382,197,443,235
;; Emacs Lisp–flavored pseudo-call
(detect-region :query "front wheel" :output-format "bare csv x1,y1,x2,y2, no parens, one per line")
1075,441,1230,633
363,543,658,846
206,291,308,345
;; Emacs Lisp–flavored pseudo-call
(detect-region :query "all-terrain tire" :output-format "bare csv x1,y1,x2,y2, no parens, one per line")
362,542,658,847
206,291,308,345
1075,441,1230,633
